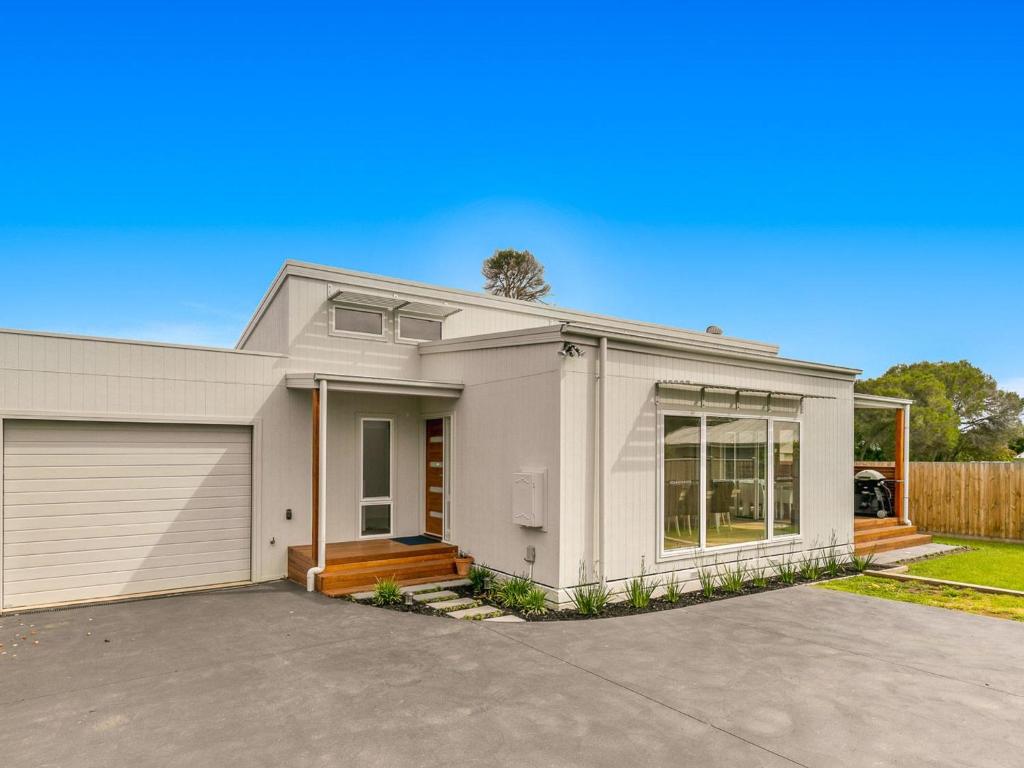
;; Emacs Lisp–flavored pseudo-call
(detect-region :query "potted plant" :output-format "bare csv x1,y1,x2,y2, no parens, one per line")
454,550,474,577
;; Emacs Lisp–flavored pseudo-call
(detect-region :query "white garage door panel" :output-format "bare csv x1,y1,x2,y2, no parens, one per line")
6,570,253,608
6,494,252,520
4,463,249,480
5,538,250,569
8,482,252,503
3,528,249,558
3,420,252,609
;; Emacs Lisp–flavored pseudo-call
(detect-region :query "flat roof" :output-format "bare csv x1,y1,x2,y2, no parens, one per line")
238,260,782,357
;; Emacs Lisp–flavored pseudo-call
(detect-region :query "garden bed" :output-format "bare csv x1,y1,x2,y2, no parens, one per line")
351,562,870,621
503,567,862,621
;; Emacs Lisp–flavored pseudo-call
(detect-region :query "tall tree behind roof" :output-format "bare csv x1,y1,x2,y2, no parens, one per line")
482,248,551,301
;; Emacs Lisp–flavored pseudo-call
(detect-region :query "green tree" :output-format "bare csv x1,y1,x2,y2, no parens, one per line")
481,248,551,301
855,361,1024,461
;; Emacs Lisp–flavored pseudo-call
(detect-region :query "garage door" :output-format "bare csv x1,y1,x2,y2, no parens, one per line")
2,420,252,609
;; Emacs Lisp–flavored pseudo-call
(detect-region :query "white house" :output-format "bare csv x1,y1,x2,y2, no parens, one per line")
0,260,918,611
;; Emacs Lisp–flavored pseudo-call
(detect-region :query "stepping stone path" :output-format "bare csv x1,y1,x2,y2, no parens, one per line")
446,605,503,621
356,579,512,621
412,590,458,603
428,597,478,612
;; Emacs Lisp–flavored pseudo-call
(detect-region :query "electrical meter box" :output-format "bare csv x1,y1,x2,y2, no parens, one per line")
511,471,546,528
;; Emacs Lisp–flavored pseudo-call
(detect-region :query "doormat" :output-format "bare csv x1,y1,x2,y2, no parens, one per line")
391,535,439,546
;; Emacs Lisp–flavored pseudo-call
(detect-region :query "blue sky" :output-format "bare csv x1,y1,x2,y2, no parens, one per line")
1,1,1022,392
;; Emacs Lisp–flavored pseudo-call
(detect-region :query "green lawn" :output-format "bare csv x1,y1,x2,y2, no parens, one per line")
906,536,1024,592
819,576,1024,622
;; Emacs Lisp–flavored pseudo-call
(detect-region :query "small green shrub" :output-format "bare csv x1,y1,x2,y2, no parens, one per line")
750,562,769,589
663,572,684,603
750,545,769,588
569,561,612,615
773,555,799,585
494,573,533,609
849,550,876,573
623,557,660,609
718,557,747,594
520,585,549,616
822,532,844,577
372,576,402,606
696,557,718,598
798,552,823,581
468,564,494,595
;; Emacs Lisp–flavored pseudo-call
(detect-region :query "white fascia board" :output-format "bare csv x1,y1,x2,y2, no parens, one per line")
418,322,859,380
0,327,285,358
562,326,861,380
285,373,463,399
417,325,564,355
853,393,914,409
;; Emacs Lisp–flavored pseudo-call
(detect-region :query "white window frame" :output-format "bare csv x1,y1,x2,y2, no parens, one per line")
395,313,443,345
358,416,394,539
657,408,803,561
330,305,388,341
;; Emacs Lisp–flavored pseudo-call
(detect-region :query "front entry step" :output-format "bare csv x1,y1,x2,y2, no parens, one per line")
855,533,933,556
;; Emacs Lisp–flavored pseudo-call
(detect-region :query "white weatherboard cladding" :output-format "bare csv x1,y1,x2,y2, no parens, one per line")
2,420,252,609
559,345,855,588
274,275,557,377
421,343,562,588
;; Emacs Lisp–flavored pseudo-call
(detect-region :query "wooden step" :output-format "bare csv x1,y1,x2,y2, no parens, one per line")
856,524,919,543
855,533,932,556
316,557,458,592
318,551,458,574
854,517,900,530
321,574,458,598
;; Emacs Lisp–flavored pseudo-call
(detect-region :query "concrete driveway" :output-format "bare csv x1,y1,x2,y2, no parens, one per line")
2,582,1022,768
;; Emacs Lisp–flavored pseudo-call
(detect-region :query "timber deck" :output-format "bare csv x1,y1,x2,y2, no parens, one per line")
288,539,460,597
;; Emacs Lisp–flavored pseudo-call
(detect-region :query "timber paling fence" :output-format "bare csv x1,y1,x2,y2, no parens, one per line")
910,462,1024,541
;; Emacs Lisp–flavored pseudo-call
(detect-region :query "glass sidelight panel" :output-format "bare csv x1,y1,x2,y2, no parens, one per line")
705,417,768,547
360,419,392,536
362,419,391,499
773,421,800,537
663,415,701,551
361,504,392,537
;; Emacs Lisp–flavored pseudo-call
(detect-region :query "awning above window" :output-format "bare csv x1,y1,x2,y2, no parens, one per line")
396,301,462,318
656,380,834,413
328,288,462,318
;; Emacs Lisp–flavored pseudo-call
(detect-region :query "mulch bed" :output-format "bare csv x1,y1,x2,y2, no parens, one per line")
349,568,868,621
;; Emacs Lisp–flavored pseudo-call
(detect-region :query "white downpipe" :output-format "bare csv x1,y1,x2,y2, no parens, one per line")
306,378,329,591
902,403,911,526
597,337,608,580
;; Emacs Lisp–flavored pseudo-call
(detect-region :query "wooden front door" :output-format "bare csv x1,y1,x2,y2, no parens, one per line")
424,418,445,537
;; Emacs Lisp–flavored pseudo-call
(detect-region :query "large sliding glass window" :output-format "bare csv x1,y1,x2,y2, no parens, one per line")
360,418,392,536
773,421,800,537
706,417,768,547
663,416,701,551
661,413,800,553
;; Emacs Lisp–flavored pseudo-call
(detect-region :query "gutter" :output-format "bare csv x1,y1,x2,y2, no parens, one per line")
563,323,861,379
306,377,328,591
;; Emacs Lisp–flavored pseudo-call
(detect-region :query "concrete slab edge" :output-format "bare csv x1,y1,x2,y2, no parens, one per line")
864,570,1024,598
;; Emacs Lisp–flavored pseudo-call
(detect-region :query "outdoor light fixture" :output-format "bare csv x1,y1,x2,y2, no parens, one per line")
559,342,584,358
403,592,414,607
